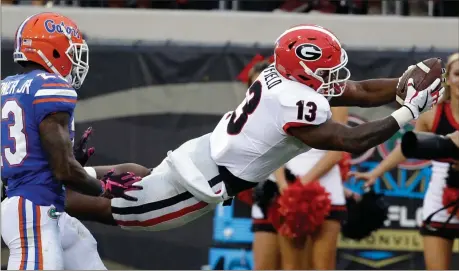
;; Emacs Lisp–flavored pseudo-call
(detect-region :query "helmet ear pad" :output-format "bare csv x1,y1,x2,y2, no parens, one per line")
18,39,73,77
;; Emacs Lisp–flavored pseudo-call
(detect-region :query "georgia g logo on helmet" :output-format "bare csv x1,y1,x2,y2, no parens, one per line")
295,43,323,62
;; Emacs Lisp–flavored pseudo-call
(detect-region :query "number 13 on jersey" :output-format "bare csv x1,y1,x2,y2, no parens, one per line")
227,81,262,135
296,100,317,122
1,99,28,167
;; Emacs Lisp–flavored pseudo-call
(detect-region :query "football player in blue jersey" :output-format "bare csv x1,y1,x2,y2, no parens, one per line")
1,12,142,270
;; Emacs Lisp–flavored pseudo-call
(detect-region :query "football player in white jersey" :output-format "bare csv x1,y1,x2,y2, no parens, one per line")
62,24,445,232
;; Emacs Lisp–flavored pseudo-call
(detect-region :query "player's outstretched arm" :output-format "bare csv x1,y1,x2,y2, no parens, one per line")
329,79,398,107
331,59,444,108
39,112,103,196
289,116,399,154
291,77,443,153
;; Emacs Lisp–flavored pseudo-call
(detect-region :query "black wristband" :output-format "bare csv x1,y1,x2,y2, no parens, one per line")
401,131,459,160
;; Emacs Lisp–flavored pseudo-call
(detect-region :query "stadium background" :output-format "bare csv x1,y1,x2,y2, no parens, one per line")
1,3,458,270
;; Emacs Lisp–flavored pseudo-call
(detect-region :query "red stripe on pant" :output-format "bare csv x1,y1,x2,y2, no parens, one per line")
116,201,209,227
116,189,222,227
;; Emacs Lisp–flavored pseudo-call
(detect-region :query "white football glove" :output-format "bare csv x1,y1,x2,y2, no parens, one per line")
403,78,444,119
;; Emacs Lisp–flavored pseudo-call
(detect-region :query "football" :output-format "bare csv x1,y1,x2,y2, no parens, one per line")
396,58,443,105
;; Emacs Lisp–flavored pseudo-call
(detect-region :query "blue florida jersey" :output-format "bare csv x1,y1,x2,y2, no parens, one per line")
1,70,76,211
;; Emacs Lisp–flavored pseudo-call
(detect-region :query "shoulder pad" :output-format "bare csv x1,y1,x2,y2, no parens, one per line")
278,83,329,107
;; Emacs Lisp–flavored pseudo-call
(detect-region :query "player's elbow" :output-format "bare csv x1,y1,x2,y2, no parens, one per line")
52,159,79,183
53,167,73,183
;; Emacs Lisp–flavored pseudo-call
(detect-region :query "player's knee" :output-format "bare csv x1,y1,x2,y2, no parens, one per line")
60,213,97,249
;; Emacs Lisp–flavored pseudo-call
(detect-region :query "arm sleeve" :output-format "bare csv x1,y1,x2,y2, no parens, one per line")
401,131,459,160
32,75,77,124
277,88,332,135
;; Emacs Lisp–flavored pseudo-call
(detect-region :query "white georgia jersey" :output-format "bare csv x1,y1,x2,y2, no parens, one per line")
209,64,332,183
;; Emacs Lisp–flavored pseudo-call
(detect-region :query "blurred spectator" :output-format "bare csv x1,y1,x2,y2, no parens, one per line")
2,0,46,5
435,0,459,17
238,0,284,12
78,0,216,9
175,0,219,10
273,0,368,14
367,0,458,17
408,0,429,16
2,0,457,17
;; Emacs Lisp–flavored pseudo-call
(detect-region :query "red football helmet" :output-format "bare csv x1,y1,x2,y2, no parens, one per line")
13,12,89,89
274,24,350,96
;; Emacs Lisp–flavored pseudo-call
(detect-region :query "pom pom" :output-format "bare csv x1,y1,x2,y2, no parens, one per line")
237,189,254,205
442,187,459,218
268,180,331,238
237,54,274,83
338,152,352,182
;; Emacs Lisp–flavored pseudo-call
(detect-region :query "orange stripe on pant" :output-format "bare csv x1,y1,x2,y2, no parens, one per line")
35,205,43,270
18,197,26,270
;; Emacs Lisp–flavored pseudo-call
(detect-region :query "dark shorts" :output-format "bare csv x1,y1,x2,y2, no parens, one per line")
420,221,459,240
251,203,347,233
251,168,347,233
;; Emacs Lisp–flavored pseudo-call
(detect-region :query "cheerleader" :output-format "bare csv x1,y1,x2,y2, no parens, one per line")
274,106,349,270
350,53,459,270
245,57,351,270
